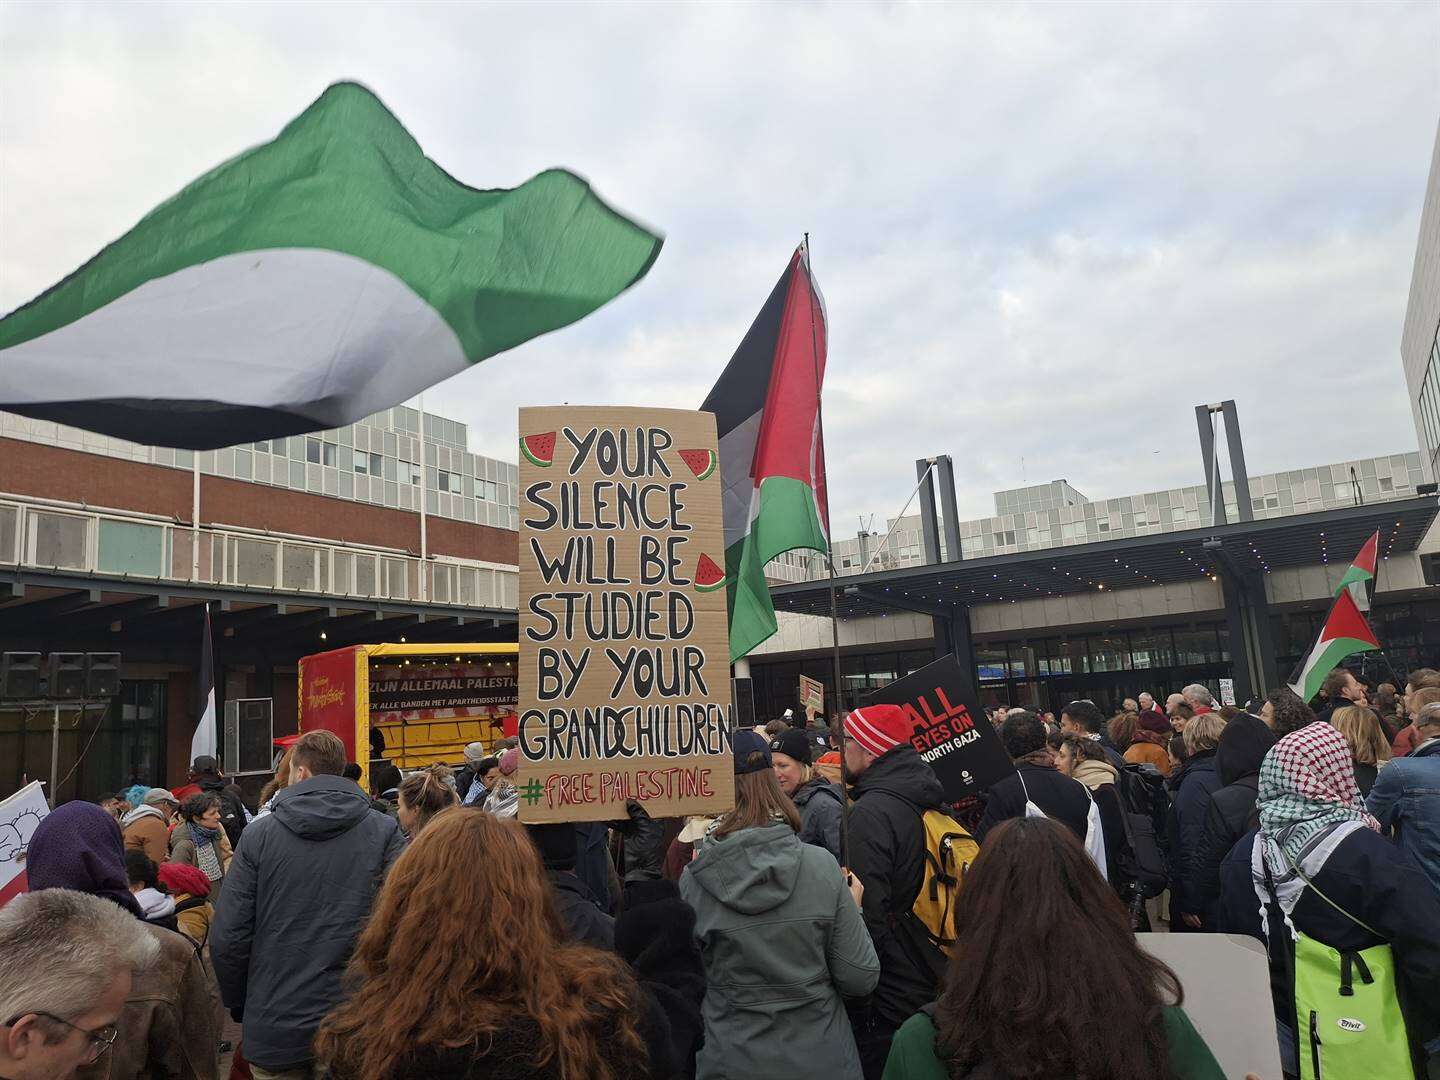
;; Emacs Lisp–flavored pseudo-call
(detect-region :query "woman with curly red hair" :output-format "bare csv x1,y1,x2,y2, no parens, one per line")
315,807,685,1079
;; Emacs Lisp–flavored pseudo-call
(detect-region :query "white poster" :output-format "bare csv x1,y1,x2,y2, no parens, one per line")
0,782,49,905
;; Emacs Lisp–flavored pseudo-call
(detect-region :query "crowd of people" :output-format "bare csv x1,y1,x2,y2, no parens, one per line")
2,669,1438,1080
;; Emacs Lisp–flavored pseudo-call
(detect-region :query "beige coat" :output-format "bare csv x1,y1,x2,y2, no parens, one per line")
121,807,171,865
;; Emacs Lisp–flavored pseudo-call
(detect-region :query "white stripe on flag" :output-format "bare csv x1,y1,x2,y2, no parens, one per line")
191,688,218,762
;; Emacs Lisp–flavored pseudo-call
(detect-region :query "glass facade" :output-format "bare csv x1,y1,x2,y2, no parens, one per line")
749,599,1440,724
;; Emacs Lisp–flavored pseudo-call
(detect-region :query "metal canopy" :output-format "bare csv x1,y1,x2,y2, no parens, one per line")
0,565,517,660
771,496,1439,619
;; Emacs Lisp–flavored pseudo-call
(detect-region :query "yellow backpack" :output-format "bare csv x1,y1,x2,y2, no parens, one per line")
911,809,979,953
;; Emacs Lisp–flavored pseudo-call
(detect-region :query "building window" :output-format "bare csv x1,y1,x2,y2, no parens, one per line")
229,538,278,588
0,505,16,563
97,520,164,577
29,511,90,570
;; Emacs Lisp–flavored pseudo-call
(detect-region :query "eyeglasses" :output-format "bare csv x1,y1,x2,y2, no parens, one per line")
5,1012,119,1062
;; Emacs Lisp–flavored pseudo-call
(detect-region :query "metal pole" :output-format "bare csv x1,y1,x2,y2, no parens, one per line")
191,454,201,581
49,703,60,808
801,233,850,872
418,396,429,602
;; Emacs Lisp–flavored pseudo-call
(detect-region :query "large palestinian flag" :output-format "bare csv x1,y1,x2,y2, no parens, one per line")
703,245,829,662
1287,588,1380,702
1333,530,1379,612
0,82,661,449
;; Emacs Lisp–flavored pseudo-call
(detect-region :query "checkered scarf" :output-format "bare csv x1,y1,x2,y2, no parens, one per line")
1258,722,1379,870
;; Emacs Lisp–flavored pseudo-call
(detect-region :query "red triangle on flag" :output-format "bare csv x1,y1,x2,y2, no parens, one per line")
1353,530,1379,576
1321,588,1380,648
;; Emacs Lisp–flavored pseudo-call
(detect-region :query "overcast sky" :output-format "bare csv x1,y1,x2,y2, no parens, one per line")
3,1,1438,533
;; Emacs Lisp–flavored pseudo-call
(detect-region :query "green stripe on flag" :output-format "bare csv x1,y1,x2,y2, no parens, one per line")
1334,563,1373,594
1293,636,1379,702
0,82,661,362
725,475,828,662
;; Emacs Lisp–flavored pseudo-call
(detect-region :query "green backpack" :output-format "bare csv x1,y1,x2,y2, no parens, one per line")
1262,847,1415,1080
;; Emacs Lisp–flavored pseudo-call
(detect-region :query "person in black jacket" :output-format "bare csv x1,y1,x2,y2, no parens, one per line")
212,729,406,1076
1059,698,1128,771
977,711,1092,842
1167,712,1226,931
1192,711,1275,915
841,702,947,1079
771,727,845,861
1218,723,1440,1077
188,755,249,849
527,822,615,949
452,740,489,801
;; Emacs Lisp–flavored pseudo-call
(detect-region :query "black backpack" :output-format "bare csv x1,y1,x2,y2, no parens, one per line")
1113,764,1169,898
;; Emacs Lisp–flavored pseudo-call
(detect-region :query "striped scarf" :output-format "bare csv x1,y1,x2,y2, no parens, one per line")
1258,722,1379,872
188,821,225,882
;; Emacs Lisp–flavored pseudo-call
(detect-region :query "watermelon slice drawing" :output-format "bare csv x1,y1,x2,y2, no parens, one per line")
677,448,716,482
520,431,556,468
693,553,727,592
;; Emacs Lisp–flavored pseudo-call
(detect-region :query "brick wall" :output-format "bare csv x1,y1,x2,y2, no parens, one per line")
1,438,517,562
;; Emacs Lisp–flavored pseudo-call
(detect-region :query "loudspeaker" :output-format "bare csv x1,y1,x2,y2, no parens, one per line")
731,676,755,730
224,698,275,775
48,652,87,698
0,652,42,699
86,653,121,698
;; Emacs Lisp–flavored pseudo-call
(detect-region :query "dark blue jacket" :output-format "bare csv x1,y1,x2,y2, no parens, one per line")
1219,826,1440,1062
793,776,845,862
550,869,614,950
1167,749,1222,925
211,773,406,1070
1366,737,1440,897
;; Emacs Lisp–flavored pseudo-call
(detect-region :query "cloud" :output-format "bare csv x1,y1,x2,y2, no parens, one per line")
2,0,1437,533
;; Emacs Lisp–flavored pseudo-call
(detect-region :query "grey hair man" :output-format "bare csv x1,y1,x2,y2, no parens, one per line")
0,889,159,1080
1138,691,1158,714
1181,683,1215,713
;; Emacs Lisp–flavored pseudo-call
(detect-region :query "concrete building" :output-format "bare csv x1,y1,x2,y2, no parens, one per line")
0,406,519,802
1404,122,1440,480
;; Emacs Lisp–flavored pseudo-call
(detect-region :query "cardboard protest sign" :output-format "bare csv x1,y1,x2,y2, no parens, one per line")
0,781,49,907
516,406,734,823
865,655,1014,800
1138,934,1283,1080
799,674,824,721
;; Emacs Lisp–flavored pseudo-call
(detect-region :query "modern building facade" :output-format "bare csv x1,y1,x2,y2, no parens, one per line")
768,455,1426,585
1404,121,1440,481
745,436,1440,722
0,405,520,803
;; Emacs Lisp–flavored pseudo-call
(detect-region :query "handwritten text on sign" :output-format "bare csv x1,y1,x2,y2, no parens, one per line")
516,407,734,823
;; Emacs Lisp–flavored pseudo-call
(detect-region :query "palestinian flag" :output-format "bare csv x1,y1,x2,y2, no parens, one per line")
1287,588,1380,703
1333,530,1379,612
702,244,828,662
0,81,661,449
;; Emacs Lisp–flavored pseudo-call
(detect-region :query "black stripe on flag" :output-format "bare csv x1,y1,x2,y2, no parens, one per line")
701,261,793,437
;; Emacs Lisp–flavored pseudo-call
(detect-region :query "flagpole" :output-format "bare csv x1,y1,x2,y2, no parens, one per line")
802,232,850,872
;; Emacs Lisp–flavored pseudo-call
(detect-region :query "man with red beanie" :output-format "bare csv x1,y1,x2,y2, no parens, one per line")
841,702,946,1078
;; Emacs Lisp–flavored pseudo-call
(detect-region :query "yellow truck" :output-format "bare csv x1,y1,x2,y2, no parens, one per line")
298,642,518,787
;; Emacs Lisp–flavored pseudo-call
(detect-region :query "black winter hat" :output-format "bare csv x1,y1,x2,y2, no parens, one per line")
768,728,813,766
525,823,577,871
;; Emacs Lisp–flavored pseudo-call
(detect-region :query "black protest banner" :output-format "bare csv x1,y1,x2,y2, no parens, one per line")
865,655,1015,800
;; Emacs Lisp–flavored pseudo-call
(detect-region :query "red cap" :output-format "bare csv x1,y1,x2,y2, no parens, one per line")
156,861,211,898
845,704,913,757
